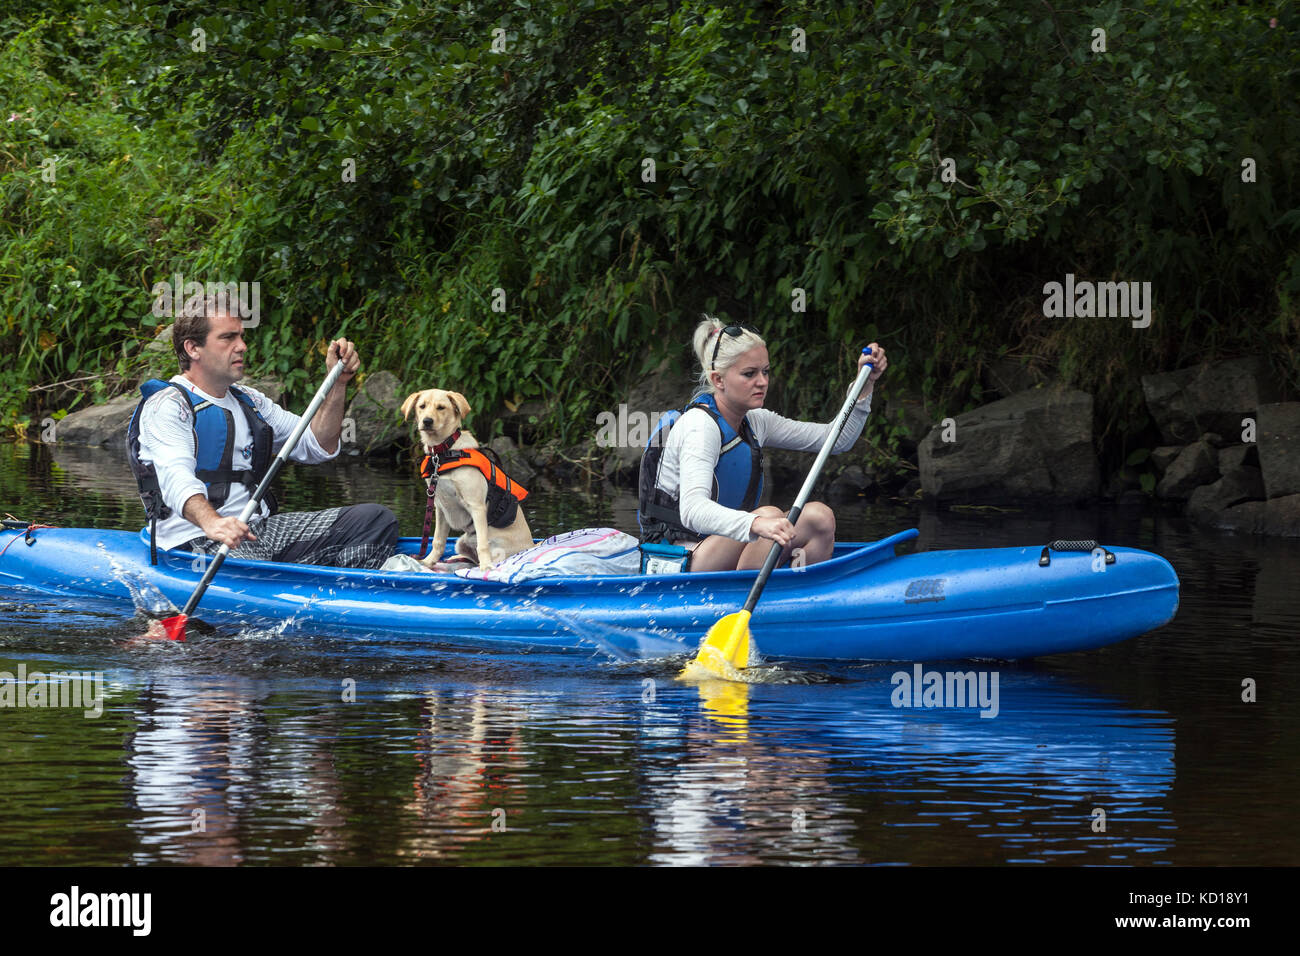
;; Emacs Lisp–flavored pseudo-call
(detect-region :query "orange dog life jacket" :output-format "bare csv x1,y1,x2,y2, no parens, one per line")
420,448,528,528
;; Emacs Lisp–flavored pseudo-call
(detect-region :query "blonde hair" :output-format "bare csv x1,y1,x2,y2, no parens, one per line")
692,315,765,397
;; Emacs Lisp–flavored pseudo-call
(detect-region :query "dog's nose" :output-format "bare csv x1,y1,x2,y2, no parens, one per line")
421,418,433,429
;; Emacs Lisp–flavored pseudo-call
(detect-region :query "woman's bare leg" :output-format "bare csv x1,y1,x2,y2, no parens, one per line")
736,501,836,570
689,506,782,572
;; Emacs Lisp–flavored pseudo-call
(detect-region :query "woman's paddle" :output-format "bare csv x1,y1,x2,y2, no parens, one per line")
680,349,875,679
144,359,348,642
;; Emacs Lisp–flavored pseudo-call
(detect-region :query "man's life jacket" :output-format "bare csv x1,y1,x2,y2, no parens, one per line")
420,447,529,528
126,379,277,563
637,393,764,544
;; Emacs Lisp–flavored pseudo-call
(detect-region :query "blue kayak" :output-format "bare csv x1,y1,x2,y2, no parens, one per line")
0,525,1179,660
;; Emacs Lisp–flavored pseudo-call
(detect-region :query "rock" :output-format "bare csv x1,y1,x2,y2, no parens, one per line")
241,376,284,404
828,464,871,502
762,448,810,496
1216,443,1259,475
344,370,406,455
487,435,537,486
916,387,1099,503
497,400,551,445
1256,402,1300,499
1141,356,1280,445
1151,445,1182,474
981,356,1052,399
1187,466,1265,521
527,440,561,471
601,443,643,484
589,358,700,482
54,395,140,446
1207,493,1300,537
1104,466,1142,498
875,389,931,457
1199,432,1228,448
1155,440,1218,500
144,323,173,355
549,445,598,485
624,357,698,422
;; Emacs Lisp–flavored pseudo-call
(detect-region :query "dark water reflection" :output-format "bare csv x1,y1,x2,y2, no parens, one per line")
1,442,1297,865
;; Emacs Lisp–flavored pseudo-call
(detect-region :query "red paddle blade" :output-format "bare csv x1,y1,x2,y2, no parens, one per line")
141,614,188,642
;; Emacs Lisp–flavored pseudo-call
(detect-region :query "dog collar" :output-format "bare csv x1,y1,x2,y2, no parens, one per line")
430,429,461,457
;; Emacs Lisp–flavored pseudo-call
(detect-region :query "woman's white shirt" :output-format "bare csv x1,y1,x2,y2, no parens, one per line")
655,387,871,541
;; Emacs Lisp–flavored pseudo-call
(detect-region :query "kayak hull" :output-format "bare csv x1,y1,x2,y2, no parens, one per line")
0,527,1180,661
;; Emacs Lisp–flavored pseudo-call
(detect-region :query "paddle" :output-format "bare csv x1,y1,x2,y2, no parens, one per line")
143,359,348,642
680,348,875,680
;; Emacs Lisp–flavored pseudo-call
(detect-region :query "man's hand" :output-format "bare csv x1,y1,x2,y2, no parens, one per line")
328,338,361,384
182,493,256,550
201,515,257,550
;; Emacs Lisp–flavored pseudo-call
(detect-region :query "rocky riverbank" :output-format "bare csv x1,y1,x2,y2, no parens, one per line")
46,351,1299,537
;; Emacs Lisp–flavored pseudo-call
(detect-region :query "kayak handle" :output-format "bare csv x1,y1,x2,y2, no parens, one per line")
1039,540,1116,567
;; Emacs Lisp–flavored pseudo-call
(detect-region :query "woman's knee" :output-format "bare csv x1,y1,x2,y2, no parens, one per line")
798,501,836,536
752,505,784,519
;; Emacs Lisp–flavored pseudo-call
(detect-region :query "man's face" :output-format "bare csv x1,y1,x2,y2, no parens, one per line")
188,313,247,386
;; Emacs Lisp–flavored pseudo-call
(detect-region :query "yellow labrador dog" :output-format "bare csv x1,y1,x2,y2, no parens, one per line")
400,388,533,571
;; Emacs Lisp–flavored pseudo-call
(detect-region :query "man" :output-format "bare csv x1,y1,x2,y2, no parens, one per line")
127,292,398,569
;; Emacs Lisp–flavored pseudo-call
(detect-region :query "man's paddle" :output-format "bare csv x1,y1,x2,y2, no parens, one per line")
144,359,347,642
680,348,875,680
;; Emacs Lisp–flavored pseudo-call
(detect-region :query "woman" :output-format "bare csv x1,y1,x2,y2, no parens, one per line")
639,316,886,572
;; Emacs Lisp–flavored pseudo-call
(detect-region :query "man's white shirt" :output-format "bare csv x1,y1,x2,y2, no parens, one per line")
136,375,338,550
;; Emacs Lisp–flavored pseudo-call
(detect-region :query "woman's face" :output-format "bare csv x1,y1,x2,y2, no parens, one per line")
713,344,770,410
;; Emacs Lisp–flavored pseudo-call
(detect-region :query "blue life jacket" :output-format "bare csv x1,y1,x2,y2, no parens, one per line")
126,379,276,562
637,393,764,544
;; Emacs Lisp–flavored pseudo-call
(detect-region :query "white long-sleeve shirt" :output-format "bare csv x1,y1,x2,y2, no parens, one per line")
136,375,337,550
654,386,872,542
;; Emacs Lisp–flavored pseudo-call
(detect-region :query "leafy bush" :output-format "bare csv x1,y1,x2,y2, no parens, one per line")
1,0,1295,473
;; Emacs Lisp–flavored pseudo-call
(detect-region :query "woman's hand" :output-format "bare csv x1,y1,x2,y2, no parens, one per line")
859,343,887,383
751,514,796,548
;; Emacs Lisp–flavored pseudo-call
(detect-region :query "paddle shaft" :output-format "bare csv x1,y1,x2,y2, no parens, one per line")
739,357,874,615
177,360,347,618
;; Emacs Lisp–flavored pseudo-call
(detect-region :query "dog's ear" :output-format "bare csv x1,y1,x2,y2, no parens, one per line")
449,392,471,419
399,391,422,421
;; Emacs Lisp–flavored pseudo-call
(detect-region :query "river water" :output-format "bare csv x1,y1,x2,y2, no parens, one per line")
0,441,1296,866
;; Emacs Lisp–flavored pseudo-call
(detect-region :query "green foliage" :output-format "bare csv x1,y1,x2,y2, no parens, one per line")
1,0,1296,466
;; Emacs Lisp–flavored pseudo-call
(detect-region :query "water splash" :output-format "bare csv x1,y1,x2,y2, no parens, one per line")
105,548,177,617
536,607,689,663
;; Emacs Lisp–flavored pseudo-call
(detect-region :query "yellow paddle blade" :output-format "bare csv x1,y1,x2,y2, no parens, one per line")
678,610,751,681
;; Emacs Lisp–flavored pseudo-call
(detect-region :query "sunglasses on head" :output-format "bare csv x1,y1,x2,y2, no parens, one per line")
710,323,760,370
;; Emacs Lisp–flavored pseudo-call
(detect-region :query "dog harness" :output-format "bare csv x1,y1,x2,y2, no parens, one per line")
637,392,764,544
127,379,277,564
418,437,529,559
